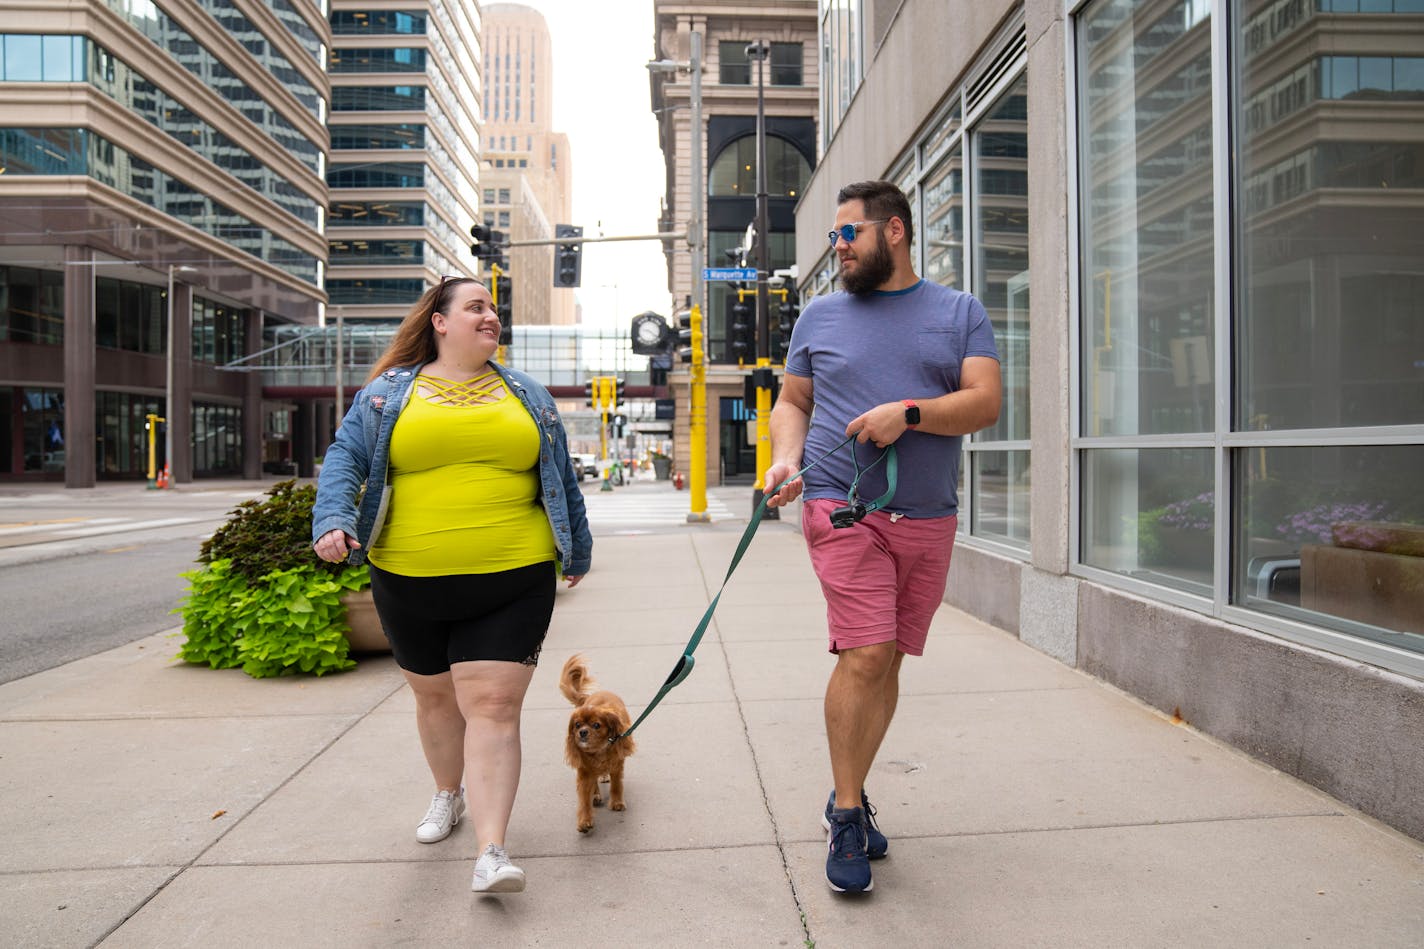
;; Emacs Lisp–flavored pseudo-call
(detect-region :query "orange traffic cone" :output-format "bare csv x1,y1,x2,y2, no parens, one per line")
157,464,170,489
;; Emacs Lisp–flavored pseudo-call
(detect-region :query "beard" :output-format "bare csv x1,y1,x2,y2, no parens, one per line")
840,230,895,295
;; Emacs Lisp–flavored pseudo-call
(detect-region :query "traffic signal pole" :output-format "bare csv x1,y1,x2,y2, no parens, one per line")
748,40,777,520
685,29,710,523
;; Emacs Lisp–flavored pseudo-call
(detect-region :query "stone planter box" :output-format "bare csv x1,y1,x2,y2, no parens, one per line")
340,589,392,653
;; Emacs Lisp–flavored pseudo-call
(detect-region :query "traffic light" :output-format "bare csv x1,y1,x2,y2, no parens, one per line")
675,307,695,364
471,225,508,267
612,377,625,409
731,296,753,363
470,223,490,258
493,271,513,345
584,379,596,408
554,223,582,288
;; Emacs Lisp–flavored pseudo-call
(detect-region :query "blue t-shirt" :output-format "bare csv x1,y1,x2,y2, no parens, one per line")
784,279,999,517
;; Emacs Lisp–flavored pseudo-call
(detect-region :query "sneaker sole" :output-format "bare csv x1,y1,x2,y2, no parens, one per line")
820,814,888,860
473,871,526,893
827,877,873,893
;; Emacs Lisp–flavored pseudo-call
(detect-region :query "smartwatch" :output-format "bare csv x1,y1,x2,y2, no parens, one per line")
902,399,920,429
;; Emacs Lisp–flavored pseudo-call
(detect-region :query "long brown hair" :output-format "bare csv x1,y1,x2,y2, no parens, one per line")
366,276,482,381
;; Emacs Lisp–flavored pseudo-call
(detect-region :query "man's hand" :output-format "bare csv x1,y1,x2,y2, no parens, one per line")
313,529,361,563
762,462,804,508
846,402,911,448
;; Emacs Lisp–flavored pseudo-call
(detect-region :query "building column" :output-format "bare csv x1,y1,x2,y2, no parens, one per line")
171,281,194,483
63,246,96,489
242,311,263,479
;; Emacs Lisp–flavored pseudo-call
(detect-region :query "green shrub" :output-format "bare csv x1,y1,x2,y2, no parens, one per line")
177,480,369,678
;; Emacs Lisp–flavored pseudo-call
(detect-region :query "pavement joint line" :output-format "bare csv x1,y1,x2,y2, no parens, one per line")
91,674,410,945
698,540,816,949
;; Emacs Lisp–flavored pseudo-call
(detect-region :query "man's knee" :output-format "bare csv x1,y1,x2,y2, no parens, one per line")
834,641,899,685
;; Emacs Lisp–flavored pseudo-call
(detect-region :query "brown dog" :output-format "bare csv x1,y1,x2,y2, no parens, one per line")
560,653,635,833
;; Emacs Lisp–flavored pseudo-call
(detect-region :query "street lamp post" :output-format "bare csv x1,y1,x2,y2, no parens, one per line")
746,39,777,519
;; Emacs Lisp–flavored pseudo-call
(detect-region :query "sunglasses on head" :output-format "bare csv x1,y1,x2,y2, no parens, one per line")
827,219,888,249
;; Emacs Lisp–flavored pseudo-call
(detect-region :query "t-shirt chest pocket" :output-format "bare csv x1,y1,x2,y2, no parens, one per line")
916,327,965,370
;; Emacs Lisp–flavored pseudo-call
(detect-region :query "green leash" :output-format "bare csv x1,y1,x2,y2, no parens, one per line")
614,433,898,742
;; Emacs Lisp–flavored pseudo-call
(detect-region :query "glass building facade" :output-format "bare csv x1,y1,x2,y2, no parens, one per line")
0,2,329,484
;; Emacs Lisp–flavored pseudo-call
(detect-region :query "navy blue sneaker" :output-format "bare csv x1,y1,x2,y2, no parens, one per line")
825,805,873,893
822,790,888,859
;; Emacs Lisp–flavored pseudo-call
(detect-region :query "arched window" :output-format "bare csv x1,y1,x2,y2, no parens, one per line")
708,135,811,198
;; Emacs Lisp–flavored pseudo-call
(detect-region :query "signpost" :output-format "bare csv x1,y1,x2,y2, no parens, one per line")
703,267,758,282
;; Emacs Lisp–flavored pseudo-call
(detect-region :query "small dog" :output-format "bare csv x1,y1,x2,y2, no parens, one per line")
560,653,635,833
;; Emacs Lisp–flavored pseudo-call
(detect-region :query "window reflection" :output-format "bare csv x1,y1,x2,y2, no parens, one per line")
1234,2,1424,430
1078,0,1215,438
1238,445,1424,650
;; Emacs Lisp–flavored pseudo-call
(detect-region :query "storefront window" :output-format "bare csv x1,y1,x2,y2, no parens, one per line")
1232,0,1424,651
922,145,964,290
21,388,65,474
969,74,1031,547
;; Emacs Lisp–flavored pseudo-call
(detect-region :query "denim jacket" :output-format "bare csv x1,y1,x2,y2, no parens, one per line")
311,362,592,577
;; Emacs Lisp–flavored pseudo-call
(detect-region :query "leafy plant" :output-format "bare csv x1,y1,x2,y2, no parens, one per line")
177,480,369,678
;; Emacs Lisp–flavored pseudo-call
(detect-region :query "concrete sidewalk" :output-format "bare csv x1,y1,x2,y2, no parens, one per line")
1,483,1421,947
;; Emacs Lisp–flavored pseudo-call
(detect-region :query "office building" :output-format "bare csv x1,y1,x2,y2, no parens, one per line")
0,0,330,484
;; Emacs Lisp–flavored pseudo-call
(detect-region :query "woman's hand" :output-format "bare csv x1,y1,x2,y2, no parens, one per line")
564,574,585,588
313,528,360,563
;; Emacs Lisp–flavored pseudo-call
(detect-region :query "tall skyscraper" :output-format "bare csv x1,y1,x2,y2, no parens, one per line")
326,1,484,320
482,3,574,326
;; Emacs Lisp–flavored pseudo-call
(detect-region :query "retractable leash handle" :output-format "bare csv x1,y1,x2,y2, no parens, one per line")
614,433,896,742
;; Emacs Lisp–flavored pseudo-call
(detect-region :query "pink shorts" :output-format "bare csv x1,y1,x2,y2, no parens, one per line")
802,498,958,656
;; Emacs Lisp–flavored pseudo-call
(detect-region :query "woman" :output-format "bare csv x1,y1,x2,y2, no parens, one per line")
312,276,591,893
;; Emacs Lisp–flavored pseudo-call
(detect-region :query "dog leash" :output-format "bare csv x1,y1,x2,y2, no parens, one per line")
614,432,898,742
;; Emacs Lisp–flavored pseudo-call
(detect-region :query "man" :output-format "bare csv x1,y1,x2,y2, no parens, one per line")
763,180,1001,894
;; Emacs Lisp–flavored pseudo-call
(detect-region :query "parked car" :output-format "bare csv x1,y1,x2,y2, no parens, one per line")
572,453,598,481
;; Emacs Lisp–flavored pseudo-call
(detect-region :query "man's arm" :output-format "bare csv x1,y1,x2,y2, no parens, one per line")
764,372,814,507
846,355,1002,447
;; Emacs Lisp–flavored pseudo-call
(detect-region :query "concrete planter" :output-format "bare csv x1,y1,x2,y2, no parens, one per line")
340,589,391,653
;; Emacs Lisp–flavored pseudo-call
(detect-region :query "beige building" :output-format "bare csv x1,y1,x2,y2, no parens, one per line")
481,2,575,327
650,0,819,488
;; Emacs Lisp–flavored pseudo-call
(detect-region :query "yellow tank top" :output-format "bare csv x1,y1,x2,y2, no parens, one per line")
367,370,557,576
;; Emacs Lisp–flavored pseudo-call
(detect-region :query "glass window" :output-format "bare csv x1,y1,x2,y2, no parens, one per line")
193,402,242,476
1237,444,1424,652
326,162,424,188
329,47,426,73
820,0,864,149
3,35,42,80
1082,448,1214,595
719,41,750,85
328,200,424,226
331,10,428,34
326,278,427,305
770,42,802,86
331,85,426,111
1078,0,1215,439
330,123,424,149
21,388,65,474
328,238,424,265
96,389,161,478
923,144,964,290
708,135,812,198
1235,13,1424,431
969,74,1031,549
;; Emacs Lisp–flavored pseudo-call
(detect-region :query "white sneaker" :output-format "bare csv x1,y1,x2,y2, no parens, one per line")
415,789,465,844
471,843,526,893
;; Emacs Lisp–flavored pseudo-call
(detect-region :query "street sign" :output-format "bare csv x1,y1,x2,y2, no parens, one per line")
703,267,758,281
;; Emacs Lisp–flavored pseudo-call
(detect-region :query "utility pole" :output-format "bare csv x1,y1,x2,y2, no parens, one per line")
747,40,777,520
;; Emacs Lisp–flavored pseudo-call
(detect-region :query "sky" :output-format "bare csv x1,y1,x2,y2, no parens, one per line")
512,0,671,330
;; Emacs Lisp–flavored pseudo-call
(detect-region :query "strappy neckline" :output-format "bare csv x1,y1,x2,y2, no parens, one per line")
415,369,507,407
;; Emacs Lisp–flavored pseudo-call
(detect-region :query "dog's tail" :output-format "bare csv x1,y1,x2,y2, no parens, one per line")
560,653,597,705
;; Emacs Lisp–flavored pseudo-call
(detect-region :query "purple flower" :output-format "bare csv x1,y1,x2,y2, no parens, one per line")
1275,501,1389,545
